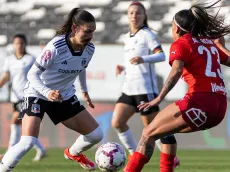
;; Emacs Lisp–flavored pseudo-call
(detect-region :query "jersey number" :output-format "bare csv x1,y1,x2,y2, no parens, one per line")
198,45,223,79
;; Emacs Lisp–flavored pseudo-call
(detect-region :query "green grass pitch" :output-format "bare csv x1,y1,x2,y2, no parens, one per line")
6,148,230,172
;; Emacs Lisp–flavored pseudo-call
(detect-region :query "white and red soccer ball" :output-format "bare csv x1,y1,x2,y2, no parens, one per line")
95,142,126,172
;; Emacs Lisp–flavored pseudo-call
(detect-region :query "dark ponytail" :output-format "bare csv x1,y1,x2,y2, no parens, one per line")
174,0,230,38
56,7,95,35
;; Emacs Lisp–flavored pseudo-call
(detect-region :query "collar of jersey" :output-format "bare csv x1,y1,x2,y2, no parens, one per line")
129,25,146,37
65,34,85,56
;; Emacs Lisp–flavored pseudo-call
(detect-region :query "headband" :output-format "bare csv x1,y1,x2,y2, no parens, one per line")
173,17,189,32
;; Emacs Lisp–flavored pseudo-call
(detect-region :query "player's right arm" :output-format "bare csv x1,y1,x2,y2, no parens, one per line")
0,72,10,88
0,58,10,88
27,41,61,101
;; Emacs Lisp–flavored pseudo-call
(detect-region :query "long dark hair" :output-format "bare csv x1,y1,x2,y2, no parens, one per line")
13,34,27,54
129,1,148,27
174,0,230,38
56,8,95,35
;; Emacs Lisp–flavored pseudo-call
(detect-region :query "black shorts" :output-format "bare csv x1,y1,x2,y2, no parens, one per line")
13,101,23,112
19,95,85,125
117,93,160,115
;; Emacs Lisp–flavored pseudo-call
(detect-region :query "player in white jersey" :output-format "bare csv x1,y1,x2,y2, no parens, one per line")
111,1,180,169
0,34,46,161
0,9,103,172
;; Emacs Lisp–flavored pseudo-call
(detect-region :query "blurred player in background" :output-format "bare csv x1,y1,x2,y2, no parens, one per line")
124,1,230,172
0,34,46,161
111,1,179,169
0,8,103,171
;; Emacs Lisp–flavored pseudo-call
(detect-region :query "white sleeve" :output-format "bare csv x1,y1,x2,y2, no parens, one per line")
27,43,57,98
142,31,165,63
145,32,161,51
76,69,88,92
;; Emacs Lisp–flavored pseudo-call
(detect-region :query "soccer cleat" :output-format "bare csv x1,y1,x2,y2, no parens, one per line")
173,156,180,168
64,148,97,171
33,150,47,162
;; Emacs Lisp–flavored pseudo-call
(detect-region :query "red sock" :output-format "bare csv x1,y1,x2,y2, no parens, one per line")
124,152,149,172
160,152,175,172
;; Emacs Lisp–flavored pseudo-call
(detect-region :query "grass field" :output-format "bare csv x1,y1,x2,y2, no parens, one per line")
6,148,230,172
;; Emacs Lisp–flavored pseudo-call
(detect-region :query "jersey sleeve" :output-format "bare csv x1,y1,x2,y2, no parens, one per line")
84,43,95,68
2,58,9,72
169,41,190,66
216,46,228,64
145,31,161,51
34,42,57,71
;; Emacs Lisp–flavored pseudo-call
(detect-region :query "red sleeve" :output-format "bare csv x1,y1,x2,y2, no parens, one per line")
169,41,190,66
215,46,228,64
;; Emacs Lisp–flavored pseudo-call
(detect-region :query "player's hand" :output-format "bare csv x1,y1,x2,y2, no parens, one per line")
137,97,162,111
214,37,225,47
116,65,124,76
82,92,95,108
47,90,62,102
130,56,144,65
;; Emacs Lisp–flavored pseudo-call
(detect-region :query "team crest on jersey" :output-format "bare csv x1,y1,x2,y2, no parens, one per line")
31,104,40,113
41,50,52,62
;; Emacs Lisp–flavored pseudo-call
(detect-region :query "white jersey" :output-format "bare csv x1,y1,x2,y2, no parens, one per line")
24,35,95,101
122,27,162,95
2,54,35,103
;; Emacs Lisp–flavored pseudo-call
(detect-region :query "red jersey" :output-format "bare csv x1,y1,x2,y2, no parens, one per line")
169,34,228,96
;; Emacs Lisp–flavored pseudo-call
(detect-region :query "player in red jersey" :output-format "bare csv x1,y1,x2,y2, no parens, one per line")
124,1,230,172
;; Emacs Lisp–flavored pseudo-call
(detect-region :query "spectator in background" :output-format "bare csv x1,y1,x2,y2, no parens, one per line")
0,8,103,171
0,34,47,161
124,1,230,171
111,1,179,170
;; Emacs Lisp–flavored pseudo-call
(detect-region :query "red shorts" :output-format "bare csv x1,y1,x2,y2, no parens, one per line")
175,93,227,131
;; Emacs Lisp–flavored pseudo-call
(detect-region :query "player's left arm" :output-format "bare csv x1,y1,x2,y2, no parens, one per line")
138,60,183,110
157,60,184,100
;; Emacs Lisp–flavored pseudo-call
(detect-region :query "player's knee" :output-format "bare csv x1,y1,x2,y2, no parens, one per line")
86,126,103,144
160,135,177,144
19,136,37,150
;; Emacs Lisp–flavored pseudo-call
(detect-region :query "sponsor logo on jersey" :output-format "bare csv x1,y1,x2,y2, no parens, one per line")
211,83,227,94
61,60,67,65
31,103,40,113
41,50,52,62
57,46,68,55
58,69,82,74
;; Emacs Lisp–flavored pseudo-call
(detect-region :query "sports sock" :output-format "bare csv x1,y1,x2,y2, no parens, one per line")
33,139,45,153
160,152,175,172
118,129,137,154
8,124,21,149
69,126,103,156
0,136,37,171
124,152,149,172
155,139,161,151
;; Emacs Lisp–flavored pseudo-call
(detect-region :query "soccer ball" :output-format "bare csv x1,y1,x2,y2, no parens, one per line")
95,142,126,172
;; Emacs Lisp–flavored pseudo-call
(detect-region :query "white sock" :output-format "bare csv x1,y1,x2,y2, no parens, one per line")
1,136,37,171
69,126,103,156
33,139,45,153
155,139,161,151
118,129,137,154
8,124,21,149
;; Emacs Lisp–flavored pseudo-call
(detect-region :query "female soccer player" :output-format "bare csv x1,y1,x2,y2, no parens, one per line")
0,8,103,171
0,34,46,161
124,1,230,172
111,1,179,169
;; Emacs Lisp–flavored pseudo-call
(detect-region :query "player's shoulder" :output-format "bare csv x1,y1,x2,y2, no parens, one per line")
87,42,95,50
141,26,157,38
51,35,67,49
